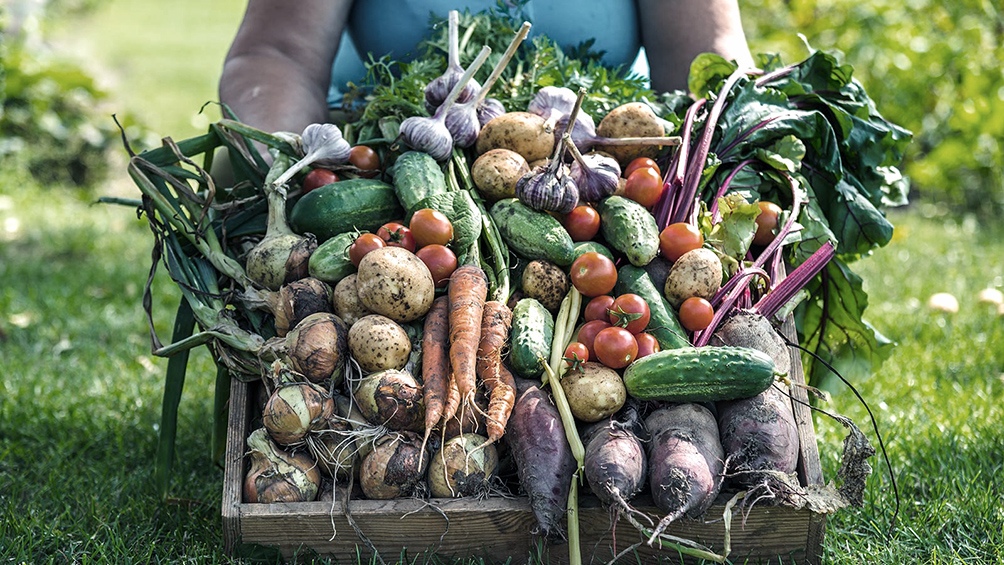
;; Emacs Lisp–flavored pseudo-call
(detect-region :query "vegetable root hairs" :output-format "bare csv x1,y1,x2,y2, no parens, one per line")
781,337,899,537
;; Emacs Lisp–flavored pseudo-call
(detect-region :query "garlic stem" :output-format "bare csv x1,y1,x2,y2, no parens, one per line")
473,21,531,106
435,45,492,120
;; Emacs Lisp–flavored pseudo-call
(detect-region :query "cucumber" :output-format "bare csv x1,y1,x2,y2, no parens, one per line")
490,198,575,266
290,178,403,242
614,265,690,350
391,151,448,215
307,231,356,284
509,298,554,379
573,240,614,262
596,195,660,266
622,346,778,403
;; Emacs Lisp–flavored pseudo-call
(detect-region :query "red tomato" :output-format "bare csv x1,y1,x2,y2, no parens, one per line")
593,326,638,369
608,293,651,334
634,332,660,359
563,205,601,242
584,295,615,322
415,244,458,288
302,168,338,193
376,222,416,252
409,208,454,248
623,167,664,208
753,201,783,246
575,319,612,358
569,251,617,297
349,145,380,177
678,296,715,332
349,233,386,267
659,222,704,262
563,342,589,369
624,157,661,179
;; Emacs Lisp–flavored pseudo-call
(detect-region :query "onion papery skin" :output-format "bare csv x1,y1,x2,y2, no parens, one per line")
243,428,322,503
262,381,335,445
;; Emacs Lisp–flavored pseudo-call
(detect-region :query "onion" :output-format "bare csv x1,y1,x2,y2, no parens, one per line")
243,428,321,503
359,431,428,499
285,312,348,385
427,433,498,498
261,380,335,445
353,368,425,432
272,277,332,336
245,157,317,291
307,408,357,480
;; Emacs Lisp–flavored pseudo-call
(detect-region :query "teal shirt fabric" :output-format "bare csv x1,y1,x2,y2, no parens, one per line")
328,0,644,106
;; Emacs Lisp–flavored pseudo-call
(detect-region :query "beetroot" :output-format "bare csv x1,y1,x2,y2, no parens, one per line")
582,401,647,512
644,403,724,538
506,381,576,540
711,311,803,502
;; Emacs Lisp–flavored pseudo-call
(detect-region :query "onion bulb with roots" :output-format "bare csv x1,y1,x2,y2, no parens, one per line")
262,381,335,445
246,170,317,291
353,368,425,432
307,408,358,480
243,428,321,503
427,433,498,498
285,312,348,385
359,431,428,499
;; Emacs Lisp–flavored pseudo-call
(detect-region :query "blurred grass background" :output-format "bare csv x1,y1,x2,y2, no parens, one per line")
1,0,1003,563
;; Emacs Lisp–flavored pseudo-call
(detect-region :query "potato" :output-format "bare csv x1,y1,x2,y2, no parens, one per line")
561,362,626,423
476,111,555,163
596,102,666,167
664,247,723,309
520,259,570,312
331,273,371,326
348,314,411,373
355,246,435,323
471,148,530,202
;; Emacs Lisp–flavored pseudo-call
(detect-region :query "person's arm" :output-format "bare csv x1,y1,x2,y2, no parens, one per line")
637,0,753,93
219,0,354,134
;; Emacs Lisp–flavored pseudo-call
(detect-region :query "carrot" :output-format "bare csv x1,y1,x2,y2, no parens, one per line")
442,369,461,425
419,295,450,464
476,300,513,390
485,371,516,444
448,264,489,409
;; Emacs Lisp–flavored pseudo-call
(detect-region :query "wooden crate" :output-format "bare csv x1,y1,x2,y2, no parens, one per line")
222,319,827,564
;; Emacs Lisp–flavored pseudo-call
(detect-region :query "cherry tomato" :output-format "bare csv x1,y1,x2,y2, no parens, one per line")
409,208,454,248
376,222,416,252
593,326,638,369
415,244,458,288
575,319,611,358
302,168,338,193
634,332,660,359
753,201,783,246
608,293,651,334
624,157,661,179
569,251,617,297
584,295,615,322
562,205,601,242
659,222,704,262
349,145,380,177
563,342,589,369
678,296,715,332
348,233,386,267
624,167,664,208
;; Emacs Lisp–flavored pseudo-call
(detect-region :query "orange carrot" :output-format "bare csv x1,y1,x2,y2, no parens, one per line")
476,300,513,391
442,368,461,425
419,295,450,462
448,265,489,409
485,367,517,444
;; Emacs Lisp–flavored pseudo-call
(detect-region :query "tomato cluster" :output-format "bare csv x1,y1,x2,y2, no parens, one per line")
301,145,382,194
565,292,660,371
349,208,457,287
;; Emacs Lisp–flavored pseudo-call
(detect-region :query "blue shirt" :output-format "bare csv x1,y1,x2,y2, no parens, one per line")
328,0,646,106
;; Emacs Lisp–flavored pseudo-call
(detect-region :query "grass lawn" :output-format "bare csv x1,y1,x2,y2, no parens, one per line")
2,2,1003,563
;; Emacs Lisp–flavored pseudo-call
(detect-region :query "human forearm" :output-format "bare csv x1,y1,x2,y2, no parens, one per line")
638,0,753,93
218,0,353,134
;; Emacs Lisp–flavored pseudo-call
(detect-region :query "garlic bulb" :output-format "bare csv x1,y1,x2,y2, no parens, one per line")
527,86,578,122
424,11,481,114
566,139,621,202
270,123,351,188
401,45,491,161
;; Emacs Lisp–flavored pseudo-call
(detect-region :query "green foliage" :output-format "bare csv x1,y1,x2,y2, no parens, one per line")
0,36,138,188
742,0,1004,219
